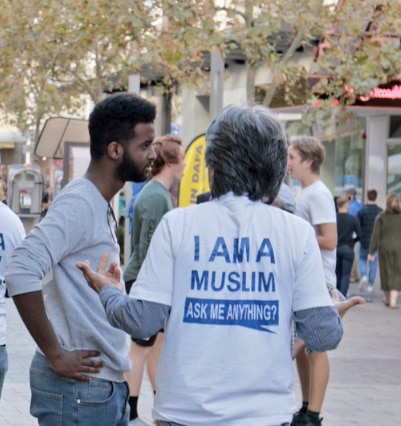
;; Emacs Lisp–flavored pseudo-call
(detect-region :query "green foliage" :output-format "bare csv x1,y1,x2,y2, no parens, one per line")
1,0,401,141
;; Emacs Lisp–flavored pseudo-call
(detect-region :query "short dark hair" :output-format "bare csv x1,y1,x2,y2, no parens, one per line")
88,93,156,159
205,104,288,203
367,189,377,202
336,195,349,210
151,134,183,176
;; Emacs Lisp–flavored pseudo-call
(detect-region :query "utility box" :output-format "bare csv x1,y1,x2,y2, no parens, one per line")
8,166,44,216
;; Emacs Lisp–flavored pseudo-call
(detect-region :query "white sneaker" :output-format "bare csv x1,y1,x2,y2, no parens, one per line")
367,285,373,293
359,276,368,291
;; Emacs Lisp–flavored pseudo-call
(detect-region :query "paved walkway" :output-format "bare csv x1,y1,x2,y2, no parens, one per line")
0,280,400,425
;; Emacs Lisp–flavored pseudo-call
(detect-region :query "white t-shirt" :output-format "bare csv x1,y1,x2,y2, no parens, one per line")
131,193,332,425
0,203,26,344
295,180,337,288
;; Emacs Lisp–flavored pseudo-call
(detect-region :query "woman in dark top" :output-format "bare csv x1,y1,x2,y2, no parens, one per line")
336,196,362,297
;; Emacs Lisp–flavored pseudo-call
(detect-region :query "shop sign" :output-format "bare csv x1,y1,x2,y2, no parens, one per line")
354,82,401,107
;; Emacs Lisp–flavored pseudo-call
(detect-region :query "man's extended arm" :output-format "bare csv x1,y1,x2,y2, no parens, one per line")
77,253,170,338
293,306,343,352
99,286,169,338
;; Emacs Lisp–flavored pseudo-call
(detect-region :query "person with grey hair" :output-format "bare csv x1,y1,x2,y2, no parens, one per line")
77,104,343,426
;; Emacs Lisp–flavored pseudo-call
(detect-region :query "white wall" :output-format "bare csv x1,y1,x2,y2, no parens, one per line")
181,88,211,149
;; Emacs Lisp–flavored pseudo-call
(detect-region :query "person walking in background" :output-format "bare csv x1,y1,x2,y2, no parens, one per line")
369,192,401,309
5,93,157,425
77,104,343,426
346,188,363,216
41,184,53,217
335,196,362,298
346,187,363,284
125,181,146,238
357,189,382,292
0,202,25,398
123,134,186,424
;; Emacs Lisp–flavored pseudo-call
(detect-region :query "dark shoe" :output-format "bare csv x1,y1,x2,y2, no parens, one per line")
303,415,323,426
291,410,308,425
292,409,323,425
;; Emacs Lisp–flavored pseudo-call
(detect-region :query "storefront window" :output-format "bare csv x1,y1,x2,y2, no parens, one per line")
389,116,401,138
387,144,401,197
328,126,364,197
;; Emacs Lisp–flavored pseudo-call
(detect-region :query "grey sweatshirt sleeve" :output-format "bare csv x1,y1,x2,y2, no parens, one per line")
293,306,343,352
99,286,170,338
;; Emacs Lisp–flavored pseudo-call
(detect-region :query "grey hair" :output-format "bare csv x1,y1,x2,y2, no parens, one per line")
205,104,288,202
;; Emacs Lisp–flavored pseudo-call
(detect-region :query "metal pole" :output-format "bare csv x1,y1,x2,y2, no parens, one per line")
209,51,224,121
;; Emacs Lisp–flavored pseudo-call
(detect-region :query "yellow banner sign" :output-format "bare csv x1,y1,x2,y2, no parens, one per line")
178,134,210,207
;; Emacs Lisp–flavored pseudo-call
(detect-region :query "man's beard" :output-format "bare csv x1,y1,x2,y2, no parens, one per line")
116,151,148,183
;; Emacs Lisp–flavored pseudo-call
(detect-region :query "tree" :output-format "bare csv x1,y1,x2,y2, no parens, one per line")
211,0,401,123
0,0,224,140
1,0,401,142
0,0,156,141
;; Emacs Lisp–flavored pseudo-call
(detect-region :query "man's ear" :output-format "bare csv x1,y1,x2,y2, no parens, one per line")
107,141,123,160
305,158,313,169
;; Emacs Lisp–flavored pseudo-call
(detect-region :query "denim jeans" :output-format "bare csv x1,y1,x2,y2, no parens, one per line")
359,247,378,286
30,352,129,425
0,345,8,398
336,245,355,297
